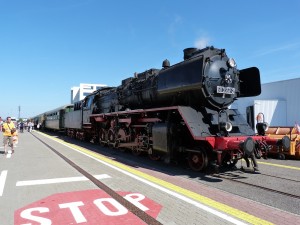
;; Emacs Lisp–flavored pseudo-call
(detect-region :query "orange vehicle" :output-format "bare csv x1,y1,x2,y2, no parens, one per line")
265,126,300,159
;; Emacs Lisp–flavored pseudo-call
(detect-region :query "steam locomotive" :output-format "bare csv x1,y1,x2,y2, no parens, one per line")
33,46,289,171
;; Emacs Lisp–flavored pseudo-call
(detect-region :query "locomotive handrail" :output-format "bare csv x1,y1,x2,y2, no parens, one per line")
90,106,180,118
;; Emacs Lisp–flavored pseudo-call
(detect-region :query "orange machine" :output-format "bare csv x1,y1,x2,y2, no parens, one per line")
265,126,300,159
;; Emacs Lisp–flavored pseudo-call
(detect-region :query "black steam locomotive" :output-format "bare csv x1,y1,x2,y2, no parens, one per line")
37,46,289,171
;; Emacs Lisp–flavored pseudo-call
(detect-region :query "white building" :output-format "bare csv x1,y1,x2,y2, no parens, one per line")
71,83,107,103
232,78,300,130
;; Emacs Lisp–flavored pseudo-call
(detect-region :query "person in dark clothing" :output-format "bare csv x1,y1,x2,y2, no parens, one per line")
19,122,24,133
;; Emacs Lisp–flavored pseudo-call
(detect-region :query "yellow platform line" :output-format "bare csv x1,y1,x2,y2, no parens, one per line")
38,132,273,225
257,161,300,170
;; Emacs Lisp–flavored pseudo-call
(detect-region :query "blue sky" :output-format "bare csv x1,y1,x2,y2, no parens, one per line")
0,0,299,119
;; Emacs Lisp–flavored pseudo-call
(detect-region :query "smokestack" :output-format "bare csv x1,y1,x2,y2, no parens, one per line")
183,48,198,60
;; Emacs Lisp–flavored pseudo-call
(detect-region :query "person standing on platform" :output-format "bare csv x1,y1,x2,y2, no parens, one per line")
19,121,24,133
2,116,16,154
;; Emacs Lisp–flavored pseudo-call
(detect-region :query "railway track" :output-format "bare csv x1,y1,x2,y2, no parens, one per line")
259,172,300,183
210,173,300,200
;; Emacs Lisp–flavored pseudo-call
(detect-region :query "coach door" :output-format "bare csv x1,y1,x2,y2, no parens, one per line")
59,109,65,129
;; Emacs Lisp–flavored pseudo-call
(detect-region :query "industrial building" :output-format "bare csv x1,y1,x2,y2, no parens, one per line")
71,83,107,103
232,78,300,131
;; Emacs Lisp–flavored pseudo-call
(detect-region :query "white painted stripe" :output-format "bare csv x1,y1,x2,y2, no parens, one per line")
16,174,111,186
89,156,247,225
46,135,247,225
0,170,8,196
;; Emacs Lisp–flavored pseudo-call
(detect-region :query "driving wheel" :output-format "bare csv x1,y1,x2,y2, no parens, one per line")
188,150,208,171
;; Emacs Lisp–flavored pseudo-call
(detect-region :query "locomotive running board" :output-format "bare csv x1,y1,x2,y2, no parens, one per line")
90,106,179,122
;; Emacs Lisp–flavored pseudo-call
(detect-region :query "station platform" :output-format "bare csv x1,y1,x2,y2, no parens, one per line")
1,131,300,225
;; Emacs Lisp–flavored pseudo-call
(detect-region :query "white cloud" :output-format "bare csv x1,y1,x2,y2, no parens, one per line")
194,37,210,49
255,42,300,56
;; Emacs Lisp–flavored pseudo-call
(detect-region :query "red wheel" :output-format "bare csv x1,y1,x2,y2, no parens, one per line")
188,150,208,171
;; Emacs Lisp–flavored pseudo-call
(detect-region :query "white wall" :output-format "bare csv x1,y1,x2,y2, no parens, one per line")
254,100,287,126
234,78,300,126
71,87,80,103
71,83,107,103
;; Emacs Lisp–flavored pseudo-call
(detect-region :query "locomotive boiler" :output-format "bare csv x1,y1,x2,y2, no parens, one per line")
117,46,260,110
60,46,290,171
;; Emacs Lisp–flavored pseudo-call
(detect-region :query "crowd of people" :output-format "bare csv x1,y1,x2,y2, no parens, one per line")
18,120,35,133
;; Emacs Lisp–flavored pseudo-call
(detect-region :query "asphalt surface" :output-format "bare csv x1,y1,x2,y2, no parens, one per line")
1,130,300,225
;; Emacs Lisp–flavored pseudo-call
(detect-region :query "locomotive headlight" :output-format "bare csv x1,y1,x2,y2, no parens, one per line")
227,58,236,68
219,121,233,132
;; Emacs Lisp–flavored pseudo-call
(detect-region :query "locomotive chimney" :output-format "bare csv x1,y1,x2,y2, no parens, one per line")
183,48,198,60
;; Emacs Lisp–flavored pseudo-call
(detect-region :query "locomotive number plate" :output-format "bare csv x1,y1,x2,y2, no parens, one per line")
217,86,235,94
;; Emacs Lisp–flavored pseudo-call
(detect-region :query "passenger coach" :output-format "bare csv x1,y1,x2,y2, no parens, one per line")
43,104,73,131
